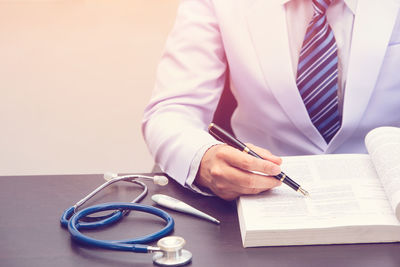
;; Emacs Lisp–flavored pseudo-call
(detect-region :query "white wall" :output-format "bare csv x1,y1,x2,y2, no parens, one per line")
0,0,180,175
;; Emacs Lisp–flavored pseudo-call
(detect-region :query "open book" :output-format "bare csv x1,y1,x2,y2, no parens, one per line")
237,126,400,247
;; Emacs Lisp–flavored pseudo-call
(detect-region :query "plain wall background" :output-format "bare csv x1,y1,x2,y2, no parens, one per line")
0,0,180,175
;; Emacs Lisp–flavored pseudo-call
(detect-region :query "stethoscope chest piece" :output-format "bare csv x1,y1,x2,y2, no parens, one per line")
153,236,192,266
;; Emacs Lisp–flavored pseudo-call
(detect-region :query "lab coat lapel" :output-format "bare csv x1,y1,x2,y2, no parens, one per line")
245,0,327,151
327,0,400,153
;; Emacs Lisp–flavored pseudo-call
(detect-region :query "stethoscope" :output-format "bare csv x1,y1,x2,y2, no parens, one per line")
60,173,192,266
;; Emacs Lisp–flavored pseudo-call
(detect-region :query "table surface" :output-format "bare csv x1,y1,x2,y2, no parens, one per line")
1,174,400,267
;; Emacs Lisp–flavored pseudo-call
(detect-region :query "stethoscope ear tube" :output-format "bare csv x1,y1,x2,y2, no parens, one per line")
60,177,151,229
67,202,174,253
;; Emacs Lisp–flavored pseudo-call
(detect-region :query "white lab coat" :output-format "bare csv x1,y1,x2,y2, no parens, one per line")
142,0,400,186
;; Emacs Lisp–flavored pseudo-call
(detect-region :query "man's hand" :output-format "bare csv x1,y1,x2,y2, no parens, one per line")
195,143,282,200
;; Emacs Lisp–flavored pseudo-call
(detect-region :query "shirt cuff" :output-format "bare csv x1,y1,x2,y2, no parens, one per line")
184,141,222,196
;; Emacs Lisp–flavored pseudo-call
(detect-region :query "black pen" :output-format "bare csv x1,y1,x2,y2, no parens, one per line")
208,123,309,196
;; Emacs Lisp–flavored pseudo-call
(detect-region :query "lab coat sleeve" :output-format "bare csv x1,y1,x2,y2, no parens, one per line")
142,0,227,188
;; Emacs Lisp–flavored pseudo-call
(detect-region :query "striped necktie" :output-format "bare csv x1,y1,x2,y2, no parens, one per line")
296,0,341,144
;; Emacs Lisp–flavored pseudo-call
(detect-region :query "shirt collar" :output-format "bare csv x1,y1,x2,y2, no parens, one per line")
279,0,357,14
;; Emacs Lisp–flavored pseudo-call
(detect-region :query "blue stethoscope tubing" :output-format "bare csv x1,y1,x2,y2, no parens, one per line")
65,202,174,253
61,205,124,230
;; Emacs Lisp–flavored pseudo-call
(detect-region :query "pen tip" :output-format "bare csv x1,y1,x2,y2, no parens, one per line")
298,187,310,197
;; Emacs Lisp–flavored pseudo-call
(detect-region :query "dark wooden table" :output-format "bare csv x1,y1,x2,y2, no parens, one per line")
1,174,399,267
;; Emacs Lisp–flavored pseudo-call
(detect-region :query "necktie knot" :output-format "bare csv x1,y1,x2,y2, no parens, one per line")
312,0,332,15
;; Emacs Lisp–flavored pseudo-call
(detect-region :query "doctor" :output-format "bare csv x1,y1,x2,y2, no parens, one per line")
142,0,400,200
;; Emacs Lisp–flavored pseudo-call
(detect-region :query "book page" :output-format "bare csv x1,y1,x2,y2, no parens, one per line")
239,154,399,231
365,127,400,220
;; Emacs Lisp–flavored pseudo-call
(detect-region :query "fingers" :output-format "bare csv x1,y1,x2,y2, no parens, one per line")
216,166,281,194
196,144,283,200
221,146,281,176
246,143,283,165
206,168,281,201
